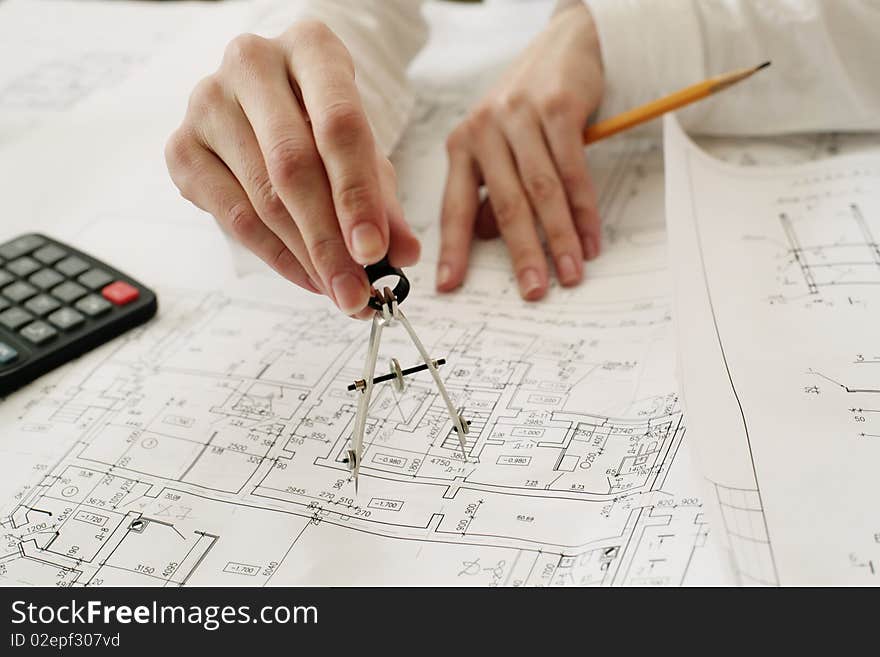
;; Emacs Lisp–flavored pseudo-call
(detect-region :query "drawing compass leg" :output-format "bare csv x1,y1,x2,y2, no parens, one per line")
348,310,385,493
392,305,470,460
346,258,471,494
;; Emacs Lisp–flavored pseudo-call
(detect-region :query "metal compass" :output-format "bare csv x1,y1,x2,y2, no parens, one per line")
345,258,469,493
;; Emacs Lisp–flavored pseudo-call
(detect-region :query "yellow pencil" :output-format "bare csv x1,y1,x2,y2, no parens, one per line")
583,61,771,144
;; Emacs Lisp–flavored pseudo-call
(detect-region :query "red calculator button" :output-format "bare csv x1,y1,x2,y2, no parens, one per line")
102,281,140,306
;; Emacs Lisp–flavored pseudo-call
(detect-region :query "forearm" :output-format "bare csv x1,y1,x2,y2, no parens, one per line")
580,0,880,135
255,0,428,153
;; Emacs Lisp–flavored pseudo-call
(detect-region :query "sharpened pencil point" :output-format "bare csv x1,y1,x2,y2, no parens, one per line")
584,61,773,145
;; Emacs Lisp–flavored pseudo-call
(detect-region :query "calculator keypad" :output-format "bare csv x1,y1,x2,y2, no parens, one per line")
102,281,140,306
0,341,17,364
24,294,61,316
3,281,37,303
75,294,112,317
0,307,33,330
51,281,87,304
55,256,90,277
32,244,67,265
48,307,85,331
0,234,156,383
78,268,114,290
20,321,57,345
29,268,65,290
0,235,45,260
7,257,41,277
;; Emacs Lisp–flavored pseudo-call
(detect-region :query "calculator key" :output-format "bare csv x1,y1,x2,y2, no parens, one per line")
0,307,33,330
0,270,14,288
24,294,61,316
2,280,38,303
29,268,65,290
0,235,46,260
7,257,41,277
78,268,114,290
51,281,88,304
0,341,17,365
74,294,112,317
33,244,68,265
102,281,139,306
55,256,90,277
19,320,57,345
48,307,85,331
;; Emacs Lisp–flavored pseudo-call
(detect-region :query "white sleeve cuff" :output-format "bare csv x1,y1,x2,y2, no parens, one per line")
583,0,707,127
249,0,427,156
296,0,427,155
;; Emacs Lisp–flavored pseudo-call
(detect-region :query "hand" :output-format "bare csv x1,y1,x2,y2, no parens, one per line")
165,21,420,316
438,3,603,300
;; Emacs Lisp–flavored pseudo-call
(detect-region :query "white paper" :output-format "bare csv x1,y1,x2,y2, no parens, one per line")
0,261,728,586
0,0,254,147
1,0,875,587
665,114,880,585
0,1,733,587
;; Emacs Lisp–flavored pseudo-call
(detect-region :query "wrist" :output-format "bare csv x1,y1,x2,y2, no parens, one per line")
571,2,602,71
580,0,704,124
555,1,604,106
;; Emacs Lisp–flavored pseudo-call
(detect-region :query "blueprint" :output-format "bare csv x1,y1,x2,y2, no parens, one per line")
4,67,879,587
665,115,880,585
0,5,730,580
2,0,878,588
0,257,727,587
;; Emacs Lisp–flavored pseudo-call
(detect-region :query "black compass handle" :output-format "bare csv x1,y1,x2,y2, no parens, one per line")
365,257,410,310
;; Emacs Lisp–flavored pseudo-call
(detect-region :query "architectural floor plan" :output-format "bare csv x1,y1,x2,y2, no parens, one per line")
0,267,722,586
4,72,878,586
0,1,724,587
3,0,879,588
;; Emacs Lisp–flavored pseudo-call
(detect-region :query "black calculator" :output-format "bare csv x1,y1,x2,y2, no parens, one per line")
0,233,157,397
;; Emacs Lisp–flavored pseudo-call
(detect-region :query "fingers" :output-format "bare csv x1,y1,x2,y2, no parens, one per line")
168,27,400,317
164,130,317,293
377,154,420,268
437,129,481,292
283,23,387,265
189,72,324,293
220,34,371,315
432,2,604,300
471,119,549,300
440,99,599,299
474,200,500,240
499,102,584,286
540,98,601,260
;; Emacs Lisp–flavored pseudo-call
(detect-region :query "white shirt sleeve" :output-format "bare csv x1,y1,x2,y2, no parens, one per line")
250,0,428,155
582,0,880,135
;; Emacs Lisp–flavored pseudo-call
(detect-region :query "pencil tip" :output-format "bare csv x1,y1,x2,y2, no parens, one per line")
756,61,771,71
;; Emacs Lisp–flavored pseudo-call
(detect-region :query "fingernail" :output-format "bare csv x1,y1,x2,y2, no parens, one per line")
557,254,579,285
518,268,544,300
351,307,374,321
584,235,598,260
582,236,594,260
351,223,384,264
437,263,452,289
331,272,367,314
